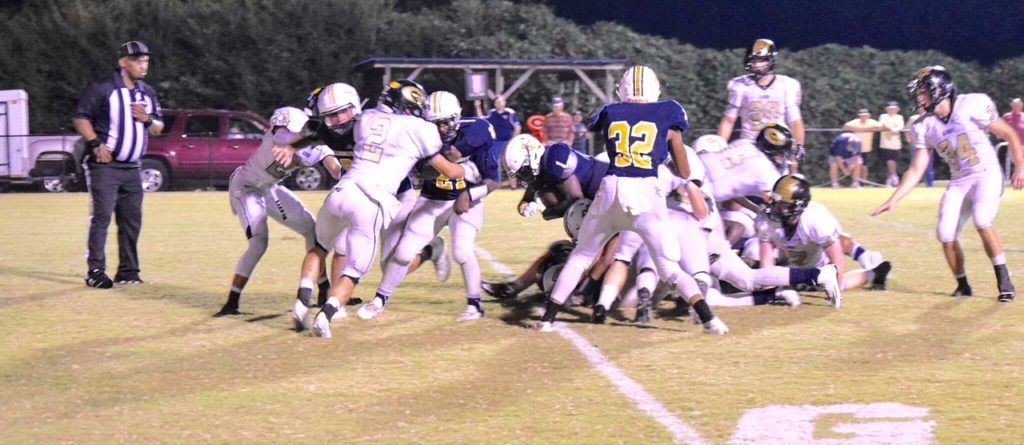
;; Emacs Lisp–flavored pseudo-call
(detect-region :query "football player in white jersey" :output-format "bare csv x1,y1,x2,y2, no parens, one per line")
357,91,499,322
536,65,729,335
873,66,1024,302
214,83,352,317
716,38,806,172
290,80,470,338
758,175,891,308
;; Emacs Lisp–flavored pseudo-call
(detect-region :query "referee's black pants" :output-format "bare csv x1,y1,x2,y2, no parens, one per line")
85,163,143,278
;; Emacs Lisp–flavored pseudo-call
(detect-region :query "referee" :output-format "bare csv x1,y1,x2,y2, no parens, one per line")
73,41,163,288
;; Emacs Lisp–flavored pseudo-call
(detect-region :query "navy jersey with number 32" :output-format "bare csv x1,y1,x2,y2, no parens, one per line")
588,100,688,178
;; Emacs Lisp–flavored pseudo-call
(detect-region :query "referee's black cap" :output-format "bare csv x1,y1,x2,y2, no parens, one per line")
119,41,151,58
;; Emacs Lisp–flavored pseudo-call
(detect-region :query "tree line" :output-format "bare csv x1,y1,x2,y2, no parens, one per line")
2,0,1020,182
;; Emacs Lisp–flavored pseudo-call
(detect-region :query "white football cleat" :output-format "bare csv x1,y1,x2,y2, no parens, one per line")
702,317,729,335
858,250,884,270
457,305,484,322
429,237,451,282
312,312,332,338
816,265,842,308
778,289,802,307
292,297,311,331
357,298,385,320
536,321,555,332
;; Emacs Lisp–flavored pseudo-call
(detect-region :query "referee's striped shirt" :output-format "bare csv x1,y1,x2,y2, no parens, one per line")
74,69,162,166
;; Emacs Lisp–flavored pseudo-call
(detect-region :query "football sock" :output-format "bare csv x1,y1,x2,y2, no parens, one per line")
541,299,561,322
322,298,340,321
992,253,1007,266
374,292,390,306
751,288,778,305
467,297,483,313
691,299,715,324
596,284,619,311
790,268,819,286
956,275,969,288
850,244,866,261
296,287,312,308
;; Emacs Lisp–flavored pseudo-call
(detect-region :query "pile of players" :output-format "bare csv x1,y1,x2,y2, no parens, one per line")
212,37,1023,338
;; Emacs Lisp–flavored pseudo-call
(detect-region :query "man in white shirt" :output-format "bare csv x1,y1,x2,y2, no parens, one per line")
878,101,905,186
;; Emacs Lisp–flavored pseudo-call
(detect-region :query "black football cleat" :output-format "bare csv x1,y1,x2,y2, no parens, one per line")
871,261,892,290
346,297,363,306
591,304,608,324
85,269,113,289
951,284,973,297
481,280,518,300
213,302,242,317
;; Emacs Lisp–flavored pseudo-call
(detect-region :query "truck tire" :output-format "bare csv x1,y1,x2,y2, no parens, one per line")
291,164,328,190
40,177,67,192
140,158,170,192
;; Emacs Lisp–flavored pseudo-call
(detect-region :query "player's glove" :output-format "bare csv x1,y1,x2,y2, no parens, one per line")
305,118,325,135
518,201,539,218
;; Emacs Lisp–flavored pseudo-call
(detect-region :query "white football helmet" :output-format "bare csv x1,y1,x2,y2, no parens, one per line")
563,198,591,242
502,134,545,184
617,65,661,103
692,134,728,154
316,82,361,117
423,91,463,145
315,82,361,136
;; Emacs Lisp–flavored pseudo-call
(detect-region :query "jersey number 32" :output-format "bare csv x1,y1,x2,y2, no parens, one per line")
609,120,657,169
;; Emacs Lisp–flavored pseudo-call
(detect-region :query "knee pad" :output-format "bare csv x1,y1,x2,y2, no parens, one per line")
451,243,475,265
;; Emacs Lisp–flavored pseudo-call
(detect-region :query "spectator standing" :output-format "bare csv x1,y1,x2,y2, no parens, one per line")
542,97,574,146
843,108,881,184
474,95,520,154
1002,98,1024,151
570,110,590,153
73,41,163,288
878,101,905,187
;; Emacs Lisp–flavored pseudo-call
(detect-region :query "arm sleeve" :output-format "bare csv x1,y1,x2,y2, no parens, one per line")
784,78,803,123
586,106,607,132
270,107,309,133
417,121,444,158
970,94,999,128
911,120,929,150
668,100,689,132
297,145,334,166
73,82,101,120
808,208,841,246
723,79,742,119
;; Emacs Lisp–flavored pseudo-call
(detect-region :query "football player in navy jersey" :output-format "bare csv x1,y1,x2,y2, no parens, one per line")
537,65,729,335
358,91,500,322
484,134,615,301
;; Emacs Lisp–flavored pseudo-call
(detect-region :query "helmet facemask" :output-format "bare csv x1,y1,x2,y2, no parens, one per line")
767,199,805,224
322,106,358,137
432,114,461,145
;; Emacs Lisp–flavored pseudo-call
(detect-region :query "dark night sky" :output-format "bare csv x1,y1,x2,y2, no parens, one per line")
547,0,1024,64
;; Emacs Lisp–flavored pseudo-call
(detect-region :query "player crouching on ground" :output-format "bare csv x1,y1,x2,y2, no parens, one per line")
484,133,616,303
215,83,352,316
752,175,892,308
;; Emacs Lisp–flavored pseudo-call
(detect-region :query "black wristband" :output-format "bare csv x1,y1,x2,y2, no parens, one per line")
85,138,101,150
143,117,153,128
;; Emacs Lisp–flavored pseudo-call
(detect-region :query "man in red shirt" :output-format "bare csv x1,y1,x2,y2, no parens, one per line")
542,97,574,146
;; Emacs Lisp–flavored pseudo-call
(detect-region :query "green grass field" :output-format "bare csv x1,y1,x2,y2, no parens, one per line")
1,187,1022,444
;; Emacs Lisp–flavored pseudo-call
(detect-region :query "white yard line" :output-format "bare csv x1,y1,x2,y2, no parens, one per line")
475,245,706,445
